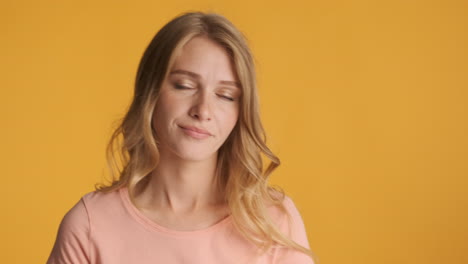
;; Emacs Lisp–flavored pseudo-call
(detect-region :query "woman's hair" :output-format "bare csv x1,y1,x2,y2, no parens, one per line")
96,11,313,259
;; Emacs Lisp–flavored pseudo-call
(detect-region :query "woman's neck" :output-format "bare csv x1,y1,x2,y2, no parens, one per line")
135,149,224,214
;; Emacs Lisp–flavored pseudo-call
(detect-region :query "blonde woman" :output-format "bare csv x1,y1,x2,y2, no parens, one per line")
47,11,316,264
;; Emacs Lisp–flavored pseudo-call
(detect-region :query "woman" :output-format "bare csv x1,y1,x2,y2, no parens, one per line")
47,11,315,264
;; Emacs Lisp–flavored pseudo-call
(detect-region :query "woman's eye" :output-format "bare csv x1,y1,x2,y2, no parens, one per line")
174,84,192,90
218,94,235,101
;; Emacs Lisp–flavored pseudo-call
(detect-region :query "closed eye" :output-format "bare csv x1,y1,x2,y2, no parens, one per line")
218,94,235,101
174,84,193,90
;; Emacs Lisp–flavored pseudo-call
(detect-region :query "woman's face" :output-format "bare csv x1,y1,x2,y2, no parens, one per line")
152,36,241,162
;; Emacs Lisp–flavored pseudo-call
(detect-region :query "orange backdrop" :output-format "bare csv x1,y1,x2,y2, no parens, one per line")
1,0,467,263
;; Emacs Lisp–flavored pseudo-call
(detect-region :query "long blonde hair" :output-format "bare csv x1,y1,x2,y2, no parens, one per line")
96,11,314,260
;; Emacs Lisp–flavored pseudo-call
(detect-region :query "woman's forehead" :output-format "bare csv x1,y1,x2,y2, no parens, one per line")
168,36,240,85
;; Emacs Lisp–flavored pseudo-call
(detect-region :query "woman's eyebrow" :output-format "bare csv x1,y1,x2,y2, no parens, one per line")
170,69,241,89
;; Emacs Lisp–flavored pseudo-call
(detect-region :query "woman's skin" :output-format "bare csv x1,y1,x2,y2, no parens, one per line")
133,36,242,231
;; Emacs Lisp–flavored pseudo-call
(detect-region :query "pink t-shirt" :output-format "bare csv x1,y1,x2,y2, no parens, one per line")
47,187,314,264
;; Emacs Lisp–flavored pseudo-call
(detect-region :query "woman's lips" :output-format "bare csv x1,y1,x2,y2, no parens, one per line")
179,125,212,139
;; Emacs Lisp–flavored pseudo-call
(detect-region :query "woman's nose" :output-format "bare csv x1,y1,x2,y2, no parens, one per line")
189,91,212,121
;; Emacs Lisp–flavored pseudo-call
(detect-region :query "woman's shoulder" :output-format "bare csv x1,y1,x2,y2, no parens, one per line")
81,187,122,207
265,192,310,241
264,192,314,262
47,188,124,263
265,191,300,222
61,188,122,223
54,188,124,234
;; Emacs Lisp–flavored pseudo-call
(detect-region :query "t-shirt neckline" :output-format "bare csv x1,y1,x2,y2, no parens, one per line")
119,186,233,237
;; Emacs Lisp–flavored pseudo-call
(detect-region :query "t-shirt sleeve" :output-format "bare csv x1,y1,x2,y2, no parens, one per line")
47,198,90,264
273,196,315,264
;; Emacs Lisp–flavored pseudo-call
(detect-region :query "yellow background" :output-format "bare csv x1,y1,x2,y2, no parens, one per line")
2,0,467,263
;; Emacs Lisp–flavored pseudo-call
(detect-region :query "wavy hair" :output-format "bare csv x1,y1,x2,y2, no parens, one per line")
95,11,313,260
